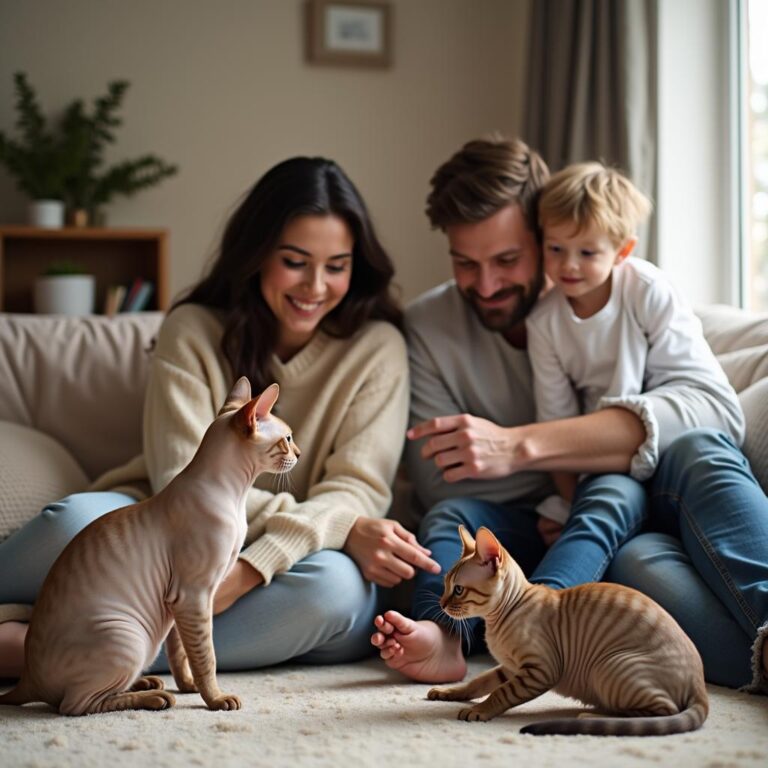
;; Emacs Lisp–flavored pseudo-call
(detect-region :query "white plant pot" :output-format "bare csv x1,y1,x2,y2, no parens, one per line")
28,199,66,228
34,274,96,315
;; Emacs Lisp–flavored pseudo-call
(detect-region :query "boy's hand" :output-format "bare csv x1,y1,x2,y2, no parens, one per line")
537,516,564,547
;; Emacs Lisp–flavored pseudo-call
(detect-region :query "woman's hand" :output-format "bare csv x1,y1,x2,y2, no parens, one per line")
213,559,264,614
344,517,441,588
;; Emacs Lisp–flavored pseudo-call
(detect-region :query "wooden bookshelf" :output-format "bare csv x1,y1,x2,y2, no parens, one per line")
0,226,169,313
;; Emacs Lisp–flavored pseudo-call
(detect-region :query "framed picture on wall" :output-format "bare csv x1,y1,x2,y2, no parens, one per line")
305,0,392,68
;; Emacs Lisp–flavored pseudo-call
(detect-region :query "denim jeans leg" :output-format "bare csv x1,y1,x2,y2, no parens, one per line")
648,428,768,691
529,474,647,590
0,492,136,605
414,498,545,654
607,532,754,688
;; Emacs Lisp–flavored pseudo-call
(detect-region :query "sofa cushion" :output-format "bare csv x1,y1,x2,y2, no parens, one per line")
740,379,768,491
696,303,768,355
0,312,164,480
716,344,768,394
0,421,89,541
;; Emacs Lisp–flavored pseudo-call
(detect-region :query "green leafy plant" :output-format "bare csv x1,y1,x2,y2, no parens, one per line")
43,260,88,276
59,79,178,214
0,72,178,216
0,73,73,198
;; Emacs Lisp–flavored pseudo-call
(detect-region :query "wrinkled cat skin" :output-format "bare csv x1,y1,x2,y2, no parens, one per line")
0,378,298,715
429,526,708,736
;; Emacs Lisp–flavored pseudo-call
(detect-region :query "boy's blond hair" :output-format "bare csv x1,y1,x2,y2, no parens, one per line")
538,162,652,246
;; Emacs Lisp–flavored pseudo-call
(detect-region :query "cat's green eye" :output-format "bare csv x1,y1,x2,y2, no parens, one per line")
453,585,464,596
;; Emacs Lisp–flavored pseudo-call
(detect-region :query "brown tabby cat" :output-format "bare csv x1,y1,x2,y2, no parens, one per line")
428,526,708,735
0,377,299,716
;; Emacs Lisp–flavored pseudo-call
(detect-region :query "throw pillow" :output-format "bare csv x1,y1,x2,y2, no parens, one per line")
0,421,88,541
739,379,768,492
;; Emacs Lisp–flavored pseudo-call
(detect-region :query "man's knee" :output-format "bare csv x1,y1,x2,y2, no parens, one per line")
606,532,676,585
417,498,479,542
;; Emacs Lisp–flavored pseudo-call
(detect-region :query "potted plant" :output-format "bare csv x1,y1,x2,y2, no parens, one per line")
0,73,72,227
33,261,95,315
0,73,178,228
58,79,178,226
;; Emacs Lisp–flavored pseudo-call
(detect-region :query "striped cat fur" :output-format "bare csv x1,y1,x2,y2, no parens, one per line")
0,378,299,716
428,525,708,736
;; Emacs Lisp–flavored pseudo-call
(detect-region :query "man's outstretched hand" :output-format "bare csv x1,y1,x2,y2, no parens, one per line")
407,414,526,482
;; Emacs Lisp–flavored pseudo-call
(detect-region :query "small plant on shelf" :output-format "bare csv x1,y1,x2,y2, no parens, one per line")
43,260,88,276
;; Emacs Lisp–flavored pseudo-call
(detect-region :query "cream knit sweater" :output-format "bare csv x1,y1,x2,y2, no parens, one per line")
90,304,410,584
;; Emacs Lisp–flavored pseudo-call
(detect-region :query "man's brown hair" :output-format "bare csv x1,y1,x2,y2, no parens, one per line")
426,135,550,232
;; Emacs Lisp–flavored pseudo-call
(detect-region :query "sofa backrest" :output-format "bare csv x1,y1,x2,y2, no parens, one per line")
0,312,164,480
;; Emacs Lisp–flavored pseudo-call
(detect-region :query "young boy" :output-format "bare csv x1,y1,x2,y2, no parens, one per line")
527,162,744,529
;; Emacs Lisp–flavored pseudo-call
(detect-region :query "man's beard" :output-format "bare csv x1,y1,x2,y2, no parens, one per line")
462,267,544,332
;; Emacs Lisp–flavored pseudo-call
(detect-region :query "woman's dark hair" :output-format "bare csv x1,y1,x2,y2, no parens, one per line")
175,157,402,393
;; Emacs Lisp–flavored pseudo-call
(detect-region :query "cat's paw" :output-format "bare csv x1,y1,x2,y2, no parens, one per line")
145,690,176,710
428,686,461,701
207,693,242,711
131,676,166,692
457,706,491,722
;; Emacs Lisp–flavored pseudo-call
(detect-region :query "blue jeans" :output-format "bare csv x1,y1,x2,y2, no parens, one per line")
414,472,645,652
606,429,768,690
0,492,377,670
414,429,768,690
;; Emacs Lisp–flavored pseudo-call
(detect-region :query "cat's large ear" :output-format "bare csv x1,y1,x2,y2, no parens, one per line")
475,527,502,573
237,383,280,434
458,525,475,558
254,383,279,419
220,376,252,415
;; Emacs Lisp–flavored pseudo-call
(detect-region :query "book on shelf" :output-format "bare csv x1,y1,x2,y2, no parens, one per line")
102,278,155,315
103,284,127,317
122,279,154,312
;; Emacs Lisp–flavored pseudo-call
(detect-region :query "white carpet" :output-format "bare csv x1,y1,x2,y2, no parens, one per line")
2,656,767,768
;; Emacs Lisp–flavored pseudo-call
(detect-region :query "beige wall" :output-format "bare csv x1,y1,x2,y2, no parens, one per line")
0,0,530,304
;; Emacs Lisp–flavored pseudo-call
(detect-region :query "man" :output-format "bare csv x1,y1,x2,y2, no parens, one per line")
370,136,768,691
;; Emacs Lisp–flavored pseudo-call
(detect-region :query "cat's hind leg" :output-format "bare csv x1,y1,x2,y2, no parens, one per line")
59,675,176,716
92,689,176,714
428,665,508,702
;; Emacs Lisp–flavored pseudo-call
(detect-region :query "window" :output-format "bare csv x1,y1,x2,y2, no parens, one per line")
742,0,768,311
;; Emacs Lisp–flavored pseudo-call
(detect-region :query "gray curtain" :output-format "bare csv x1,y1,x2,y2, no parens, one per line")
524,0,658,262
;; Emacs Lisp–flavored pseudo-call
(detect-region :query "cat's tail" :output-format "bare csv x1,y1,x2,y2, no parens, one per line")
521,693,708,737
0,679,35,707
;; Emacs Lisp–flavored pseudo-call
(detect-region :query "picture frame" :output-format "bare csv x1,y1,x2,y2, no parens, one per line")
305,0,392,69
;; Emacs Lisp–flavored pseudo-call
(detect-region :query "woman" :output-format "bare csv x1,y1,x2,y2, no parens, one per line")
0,156,439,677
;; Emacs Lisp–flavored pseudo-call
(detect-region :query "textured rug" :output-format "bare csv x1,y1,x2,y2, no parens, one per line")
2,656,768,768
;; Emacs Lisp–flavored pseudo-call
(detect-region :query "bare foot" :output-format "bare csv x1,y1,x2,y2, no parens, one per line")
0,622,28,679
370,610,466,684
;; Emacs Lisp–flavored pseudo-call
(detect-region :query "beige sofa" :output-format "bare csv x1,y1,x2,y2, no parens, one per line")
0,305,767,543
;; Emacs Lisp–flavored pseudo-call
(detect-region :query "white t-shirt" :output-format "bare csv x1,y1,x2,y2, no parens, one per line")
526,257,744,484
